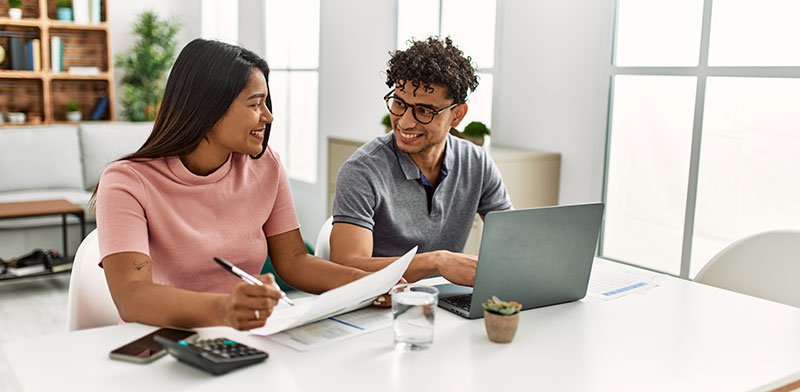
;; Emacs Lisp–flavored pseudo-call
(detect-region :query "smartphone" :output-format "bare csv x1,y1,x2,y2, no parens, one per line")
109,327,197,364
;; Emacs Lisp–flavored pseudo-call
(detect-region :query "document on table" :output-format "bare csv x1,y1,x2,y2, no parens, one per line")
249,246,416,336
267,306,392,351
588,260,664,300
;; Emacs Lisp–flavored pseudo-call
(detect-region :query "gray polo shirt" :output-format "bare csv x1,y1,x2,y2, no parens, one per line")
333,133,512,257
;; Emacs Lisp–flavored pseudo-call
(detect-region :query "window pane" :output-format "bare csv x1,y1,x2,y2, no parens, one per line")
201,0,239,44
286,72,319,183
602,75,697,275
459,72,492,130
441,0,496,68
690,77,800,277
708,0,800,66
614,0,704,66
265,0,320,68
266,71,289,166
397,0,440,50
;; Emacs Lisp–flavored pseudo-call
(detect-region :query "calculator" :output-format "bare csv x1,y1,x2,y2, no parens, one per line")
154,335,269,375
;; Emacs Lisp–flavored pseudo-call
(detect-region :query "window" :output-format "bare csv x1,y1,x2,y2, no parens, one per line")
602,0,800,278
265,0,320,183
396,0,496,129
200,0,239,44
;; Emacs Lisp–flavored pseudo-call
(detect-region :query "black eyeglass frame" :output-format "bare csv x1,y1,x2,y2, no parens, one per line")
383,89,460,124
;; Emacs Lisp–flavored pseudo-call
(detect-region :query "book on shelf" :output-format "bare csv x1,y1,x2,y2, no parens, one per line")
72,0,90,24
49,258,74,273
9,37,30,71
51,36,63,73
5,264,47,277
90,93,109,120
67,66,100,76
31,39,41,71
90,0,102,24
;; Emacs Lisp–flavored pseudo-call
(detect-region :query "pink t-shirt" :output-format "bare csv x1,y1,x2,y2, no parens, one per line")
96,148,300,294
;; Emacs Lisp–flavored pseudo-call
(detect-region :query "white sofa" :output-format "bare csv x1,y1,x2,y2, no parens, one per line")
0,122,152,259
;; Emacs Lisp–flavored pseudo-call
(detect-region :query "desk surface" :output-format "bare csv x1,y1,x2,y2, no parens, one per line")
0,199,83,219
5,259,800,392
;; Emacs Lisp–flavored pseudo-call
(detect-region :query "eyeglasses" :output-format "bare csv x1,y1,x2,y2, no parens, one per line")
383,89,459,125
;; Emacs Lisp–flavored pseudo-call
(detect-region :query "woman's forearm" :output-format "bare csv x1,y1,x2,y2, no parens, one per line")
274,253,367,294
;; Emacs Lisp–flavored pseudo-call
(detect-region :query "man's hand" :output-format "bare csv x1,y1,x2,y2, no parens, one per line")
435,251,478,286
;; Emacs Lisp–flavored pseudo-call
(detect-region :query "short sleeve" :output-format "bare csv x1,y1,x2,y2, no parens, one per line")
332,158,377,230
477,152,513,215
96,163,151,265
262,150,301,238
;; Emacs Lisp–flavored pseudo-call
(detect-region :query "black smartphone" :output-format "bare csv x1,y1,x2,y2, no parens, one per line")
109,327,198,364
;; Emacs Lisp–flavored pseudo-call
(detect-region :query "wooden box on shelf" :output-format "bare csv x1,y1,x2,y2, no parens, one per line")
0,0,114,126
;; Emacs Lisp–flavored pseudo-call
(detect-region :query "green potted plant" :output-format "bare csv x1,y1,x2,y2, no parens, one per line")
56,0,73,21
8,0,23,20
65,101,81,122
115,11,180,121
381,113,392,133
482,296,522,343
461,121,490,146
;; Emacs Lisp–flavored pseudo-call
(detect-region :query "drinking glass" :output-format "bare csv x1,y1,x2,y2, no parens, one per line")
391,284,438,350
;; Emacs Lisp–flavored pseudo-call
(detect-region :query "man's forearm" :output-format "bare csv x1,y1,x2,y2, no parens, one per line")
330,252,441,283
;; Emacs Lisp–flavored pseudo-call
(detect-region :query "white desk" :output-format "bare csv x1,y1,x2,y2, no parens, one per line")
5,259,800,392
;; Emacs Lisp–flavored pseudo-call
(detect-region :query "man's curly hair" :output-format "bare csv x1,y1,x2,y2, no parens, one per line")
386,36,479,104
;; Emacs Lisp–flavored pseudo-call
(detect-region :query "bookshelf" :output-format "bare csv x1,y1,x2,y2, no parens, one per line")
0,0,114,126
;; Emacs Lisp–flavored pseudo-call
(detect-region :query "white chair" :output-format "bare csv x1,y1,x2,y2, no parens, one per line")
66,228,120,331
694,230,800,308
314,216,334,259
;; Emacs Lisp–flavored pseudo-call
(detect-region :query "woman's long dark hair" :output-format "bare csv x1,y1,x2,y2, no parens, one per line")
90,39,272,208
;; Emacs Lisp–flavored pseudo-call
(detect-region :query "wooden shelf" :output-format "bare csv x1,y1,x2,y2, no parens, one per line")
0,0,114,123
0,17,41,27
47,20,108,30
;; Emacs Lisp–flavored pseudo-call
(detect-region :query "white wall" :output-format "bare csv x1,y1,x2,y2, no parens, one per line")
290,0,395,240
493,0,614,204
108,1,202,118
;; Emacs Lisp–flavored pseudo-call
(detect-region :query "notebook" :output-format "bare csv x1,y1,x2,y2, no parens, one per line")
437,203,605,319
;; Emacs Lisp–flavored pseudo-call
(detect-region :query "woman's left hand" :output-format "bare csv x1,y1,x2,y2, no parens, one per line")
372,277,408,308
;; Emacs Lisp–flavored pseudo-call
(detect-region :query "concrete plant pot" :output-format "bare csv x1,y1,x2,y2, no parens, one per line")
484,310,520,343
9,8,22,20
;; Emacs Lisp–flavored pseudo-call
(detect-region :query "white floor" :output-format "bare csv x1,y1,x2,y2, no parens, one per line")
0,274,70,392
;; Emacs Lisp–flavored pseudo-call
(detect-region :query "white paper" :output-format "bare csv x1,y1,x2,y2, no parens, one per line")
588,261,665,300
267,307,393,351
250,246,417,336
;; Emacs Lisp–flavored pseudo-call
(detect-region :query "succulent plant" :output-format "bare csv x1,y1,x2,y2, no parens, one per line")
381,113,391,130
482,296,522,316
65,101,79,112
56,0,72,8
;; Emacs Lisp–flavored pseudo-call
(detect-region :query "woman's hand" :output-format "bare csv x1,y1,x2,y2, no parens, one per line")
222,274,282,330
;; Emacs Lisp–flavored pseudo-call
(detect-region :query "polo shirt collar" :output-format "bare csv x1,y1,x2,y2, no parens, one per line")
391,133,455,181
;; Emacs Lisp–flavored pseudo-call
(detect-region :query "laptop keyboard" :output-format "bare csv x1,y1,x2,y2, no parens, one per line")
442,294,473,310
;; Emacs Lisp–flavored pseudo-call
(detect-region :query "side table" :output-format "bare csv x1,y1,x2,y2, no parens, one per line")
0,199,86,281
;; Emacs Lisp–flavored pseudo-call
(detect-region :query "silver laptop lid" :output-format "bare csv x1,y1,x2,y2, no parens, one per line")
466,203,605,318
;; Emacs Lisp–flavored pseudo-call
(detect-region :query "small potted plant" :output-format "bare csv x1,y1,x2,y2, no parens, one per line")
381,113,392,133
482,296,522,343
461,121,491,146
65,101,81,122
8,0,23,20
56,0,73,21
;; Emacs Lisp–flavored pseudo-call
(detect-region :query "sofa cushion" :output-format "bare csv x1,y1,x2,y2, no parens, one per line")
0,125,84,193
79,122,153,191
0,189,93,229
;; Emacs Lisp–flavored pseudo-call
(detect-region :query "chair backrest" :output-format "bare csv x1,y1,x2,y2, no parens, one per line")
66,229,120,330
314,216,334,259
694,230,800,308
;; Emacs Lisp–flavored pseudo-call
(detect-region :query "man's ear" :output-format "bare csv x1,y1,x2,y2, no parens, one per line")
450,103,469,128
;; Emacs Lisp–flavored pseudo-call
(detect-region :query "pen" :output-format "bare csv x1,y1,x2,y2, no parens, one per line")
213,257,295,306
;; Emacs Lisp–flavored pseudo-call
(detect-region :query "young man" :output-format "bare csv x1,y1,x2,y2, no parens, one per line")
330,37,512,287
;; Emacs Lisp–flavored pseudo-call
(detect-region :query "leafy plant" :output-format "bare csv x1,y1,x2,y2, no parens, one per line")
55,0,71,8
9,0,22,9
482,296,522,316
115,11,180,121
381,113,391,130
65,101,79,112
462,121,490,137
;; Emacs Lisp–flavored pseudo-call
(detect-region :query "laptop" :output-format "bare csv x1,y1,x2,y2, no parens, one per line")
437,203,605,319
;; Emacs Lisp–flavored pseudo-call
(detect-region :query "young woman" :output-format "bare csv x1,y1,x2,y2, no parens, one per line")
94,39,367,330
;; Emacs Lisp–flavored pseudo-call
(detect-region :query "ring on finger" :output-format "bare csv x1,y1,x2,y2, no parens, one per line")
254,309,260,320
